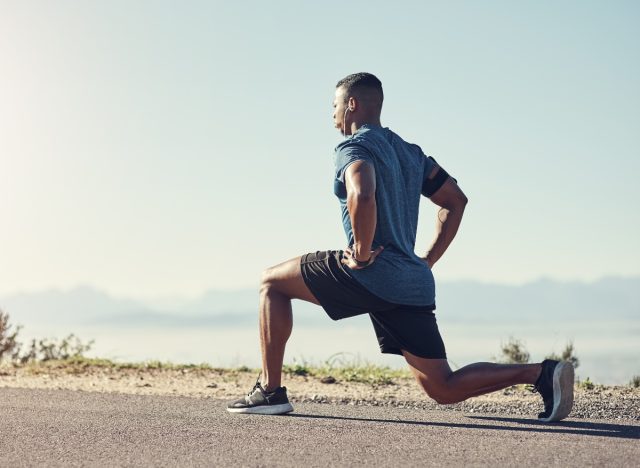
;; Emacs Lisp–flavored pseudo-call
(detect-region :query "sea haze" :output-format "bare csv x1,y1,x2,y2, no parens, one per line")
1,277,638,385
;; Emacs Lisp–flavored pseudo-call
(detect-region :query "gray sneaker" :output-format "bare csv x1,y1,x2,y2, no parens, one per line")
533,359,574,422
227,377,294,415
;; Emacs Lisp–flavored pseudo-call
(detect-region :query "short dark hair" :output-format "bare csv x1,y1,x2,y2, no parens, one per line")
336,72,383,104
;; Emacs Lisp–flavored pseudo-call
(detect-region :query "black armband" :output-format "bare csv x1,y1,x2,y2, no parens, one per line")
421,157,452,197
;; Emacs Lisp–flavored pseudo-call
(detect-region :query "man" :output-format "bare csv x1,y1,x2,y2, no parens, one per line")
227,72,574,422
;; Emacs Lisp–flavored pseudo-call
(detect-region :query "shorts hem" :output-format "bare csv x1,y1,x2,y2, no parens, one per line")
380,346,447,360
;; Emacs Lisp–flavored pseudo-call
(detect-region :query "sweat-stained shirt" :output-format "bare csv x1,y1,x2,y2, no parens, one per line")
333,124,437,307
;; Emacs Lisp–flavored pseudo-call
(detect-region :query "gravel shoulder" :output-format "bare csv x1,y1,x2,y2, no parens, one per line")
1,362,638,421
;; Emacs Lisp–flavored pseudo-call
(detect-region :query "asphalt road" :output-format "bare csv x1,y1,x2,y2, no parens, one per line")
1,388,638,467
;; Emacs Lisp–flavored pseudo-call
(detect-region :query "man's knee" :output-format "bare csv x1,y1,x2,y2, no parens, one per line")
260,266,278,294
421,384,459,404
413,373,459,404
260,263,295,297
404,353,458,404
258,256,318,304
416,380,453,404
429,391,459,405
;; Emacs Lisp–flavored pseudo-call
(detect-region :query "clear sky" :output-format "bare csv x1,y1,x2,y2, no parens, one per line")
1,1,638,298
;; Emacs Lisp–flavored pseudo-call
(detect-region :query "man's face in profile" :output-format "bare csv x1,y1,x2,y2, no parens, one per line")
332,86,349,136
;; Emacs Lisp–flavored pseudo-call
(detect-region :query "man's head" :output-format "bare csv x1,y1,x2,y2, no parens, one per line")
333,72,384,136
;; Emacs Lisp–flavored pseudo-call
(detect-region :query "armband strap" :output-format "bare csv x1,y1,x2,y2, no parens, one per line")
422,162,451,197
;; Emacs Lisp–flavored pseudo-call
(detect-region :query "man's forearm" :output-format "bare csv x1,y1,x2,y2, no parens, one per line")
347,193,377,260
426,205,465,266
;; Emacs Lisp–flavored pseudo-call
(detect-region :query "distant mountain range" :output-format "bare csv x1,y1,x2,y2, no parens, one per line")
1,277,638,331
437,276,639,323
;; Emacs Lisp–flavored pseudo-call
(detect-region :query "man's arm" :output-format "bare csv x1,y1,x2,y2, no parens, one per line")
341,160,384,268
423,165,468,268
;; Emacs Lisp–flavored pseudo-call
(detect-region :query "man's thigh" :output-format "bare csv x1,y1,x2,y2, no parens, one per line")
262,256,321,305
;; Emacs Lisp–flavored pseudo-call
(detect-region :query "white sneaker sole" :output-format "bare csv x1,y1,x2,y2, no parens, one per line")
539,361,574,422
226,402,294,415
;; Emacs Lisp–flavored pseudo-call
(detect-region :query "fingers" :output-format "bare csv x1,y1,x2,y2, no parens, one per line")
341,245,384,269
341,248,360,268
371,245,384,259
340,248,352,266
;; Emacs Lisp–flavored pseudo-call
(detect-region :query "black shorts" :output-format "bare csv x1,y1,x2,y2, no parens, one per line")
300,250,446,359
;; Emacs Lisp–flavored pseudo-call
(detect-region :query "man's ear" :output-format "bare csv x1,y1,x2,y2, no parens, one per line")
348,97,356,111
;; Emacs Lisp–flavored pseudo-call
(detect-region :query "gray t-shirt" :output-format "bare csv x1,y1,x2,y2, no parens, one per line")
334,124,437,306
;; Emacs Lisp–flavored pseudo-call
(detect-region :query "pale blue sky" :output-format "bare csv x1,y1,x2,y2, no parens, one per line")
1,1,638,298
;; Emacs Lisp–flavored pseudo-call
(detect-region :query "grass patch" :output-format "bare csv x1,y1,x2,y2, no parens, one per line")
577,377,596,390
7,352,410,386
15,356,221,374
283,362,312,377
282,353,411,385
320,363,408,385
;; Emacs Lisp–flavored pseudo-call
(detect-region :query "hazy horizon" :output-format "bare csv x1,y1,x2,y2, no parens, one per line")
1,273,638,302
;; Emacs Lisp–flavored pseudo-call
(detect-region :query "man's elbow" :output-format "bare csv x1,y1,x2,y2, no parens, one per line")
455,185,469,207
446,193,468,211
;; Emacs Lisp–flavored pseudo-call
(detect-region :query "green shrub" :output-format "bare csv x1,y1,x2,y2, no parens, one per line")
0,310,22,362
497,337,530,364
35,334,94,362
630,375,640,388
578,377,595,390
0,311,93,364
546,341,580,369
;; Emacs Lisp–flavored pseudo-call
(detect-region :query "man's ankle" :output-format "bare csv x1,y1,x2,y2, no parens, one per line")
531,363,543,384
262,383,280,393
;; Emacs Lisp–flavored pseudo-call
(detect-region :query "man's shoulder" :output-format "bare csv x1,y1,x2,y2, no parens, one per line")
334,137,375,167
334,126,391,159
334,133,370,154
336,128,424,160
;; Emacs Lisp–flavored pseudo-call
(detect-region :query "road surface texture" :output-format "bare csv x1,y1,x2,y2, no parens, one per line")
1,388,638,467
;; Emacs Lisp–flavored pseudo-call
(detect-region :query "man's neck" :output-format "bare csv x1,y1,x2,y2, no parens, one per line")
350,118,382,135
